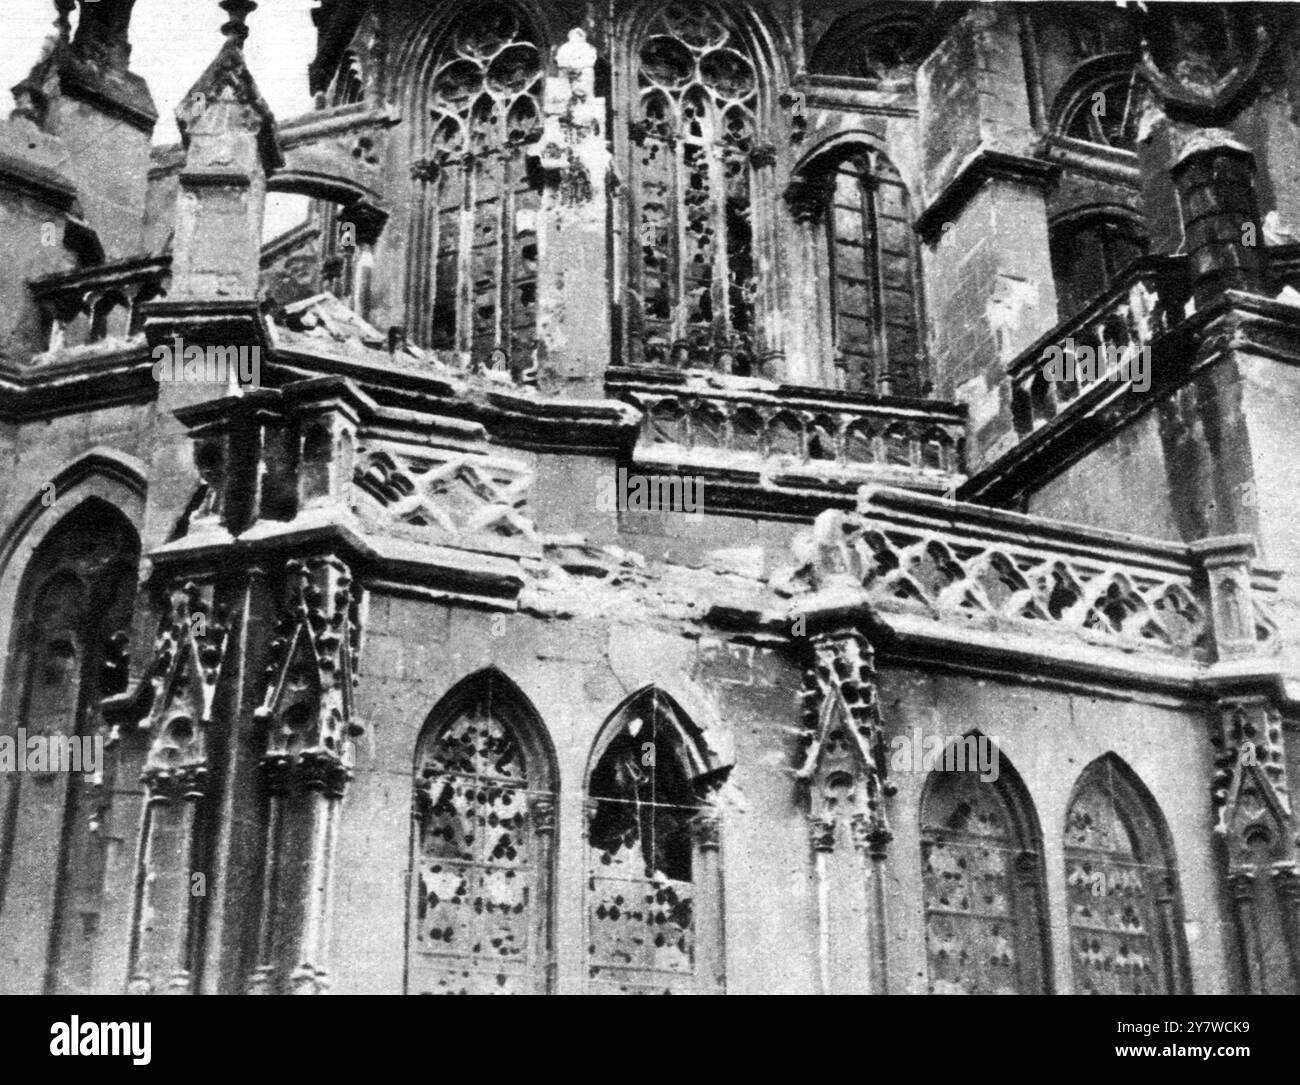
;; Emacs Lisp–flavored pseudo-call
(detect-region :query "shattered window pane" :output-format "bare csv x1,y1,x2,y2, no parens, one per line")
420,3,542,372
1065,771,1173,995
629,3,760,373
585,689,713,994
410,693,551,994
5,503,140,995
920,768,1046,994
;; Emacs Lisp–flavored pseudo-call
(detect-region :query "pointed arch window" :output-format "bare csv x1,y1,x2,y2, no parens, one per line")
585,687,725,993
808,6,928,84
1058,71,1141,151
920,747,1050,994
629,3,763,372
0,500,139,994
1049,211,1148,318
1065,757,1188,994
407,671,556,994
786,144,926,395
826,150,925,396
411,4,543,375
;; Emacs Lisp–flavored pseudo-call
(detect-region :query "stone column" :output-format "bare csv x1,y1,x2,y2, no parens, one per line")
1171,132,1267,308
116,581,229,994
795,628,894,995
245,555,364,994
690,807,725,994
1207,690,1297,993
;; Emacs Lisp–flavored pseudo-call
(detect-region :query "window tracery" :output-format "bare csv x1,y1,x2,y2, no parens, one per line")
1065,758,1188,995
585,687,723,994
628,3,763,373
920,755,1049,994
412,4,543,375
408,672,555,994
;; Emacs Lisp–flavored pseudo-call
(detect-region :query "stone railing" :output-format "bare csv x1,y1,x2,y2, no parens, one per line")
29,254,171,353
784,486,1279,663
1270,242,1300,296
608,370,967,478
1008,255,1190,437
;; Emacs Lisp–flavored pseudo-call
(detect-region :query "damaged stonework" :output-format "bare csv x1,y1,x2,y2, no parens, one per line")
246,554,365,995
102,579,231,995
6,0,1300,1000
795,628,894,994
775,486,1282,674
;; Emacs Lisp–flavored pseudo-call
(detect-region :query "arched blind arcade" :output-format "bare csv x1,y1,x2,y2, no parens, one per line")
0,500,139,995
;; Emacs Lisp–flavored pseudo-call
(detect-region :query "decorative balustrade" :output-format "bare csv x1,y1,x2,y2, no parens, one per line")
785,486,1279,663
29,254,171,353
1009,255,1190,437
1270,242,1300,297
608,372,967,478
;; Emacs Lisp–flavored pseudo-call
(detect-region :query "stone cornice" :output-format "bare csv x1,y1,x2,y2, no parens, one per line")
270,346,642,455
787,75,918,118
0,345,155,420
915,148,1060,242
0,150,78,211
150,515,528,608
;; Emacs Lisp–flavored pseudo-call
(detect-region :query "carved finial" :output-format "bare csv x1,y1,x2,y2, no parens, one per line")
220,0,257,48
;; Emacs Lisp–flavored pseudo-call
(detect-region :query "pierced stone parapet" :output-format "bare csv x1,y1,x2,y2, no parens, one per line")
351,441,538,548
781,486,1280,664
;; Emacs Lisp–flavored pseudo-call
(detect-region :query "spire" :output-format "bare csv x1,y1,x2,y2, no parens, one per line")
220,1,257,49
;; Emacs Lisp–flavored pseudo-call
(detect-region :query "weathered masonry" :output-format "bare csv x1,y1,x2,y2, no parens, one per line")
1,0,1300,994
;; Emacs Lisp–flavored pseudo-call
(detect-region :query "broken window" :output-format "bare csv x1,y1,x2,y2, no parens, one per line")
629,2,762,373
825,151,926,396
1059,71,1141,152
920,753,1050,994
413,3,542,377
408,671,555,994
1050,212,1148,318
585,687,723,993
1065,757,1187,994
0,500,139,994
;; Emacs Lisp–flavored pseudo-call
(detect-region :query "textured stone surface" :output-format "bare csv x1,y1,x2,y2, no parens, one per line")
0,0,1298,997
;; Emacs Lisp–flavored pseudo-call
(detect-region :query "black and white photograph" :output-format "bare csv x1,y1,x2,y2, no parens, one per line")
0,0,1295,1062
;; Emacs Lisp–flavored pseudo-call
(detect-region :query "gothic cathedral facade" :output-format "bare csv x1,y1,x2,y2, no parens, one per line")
1,0,1299,995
